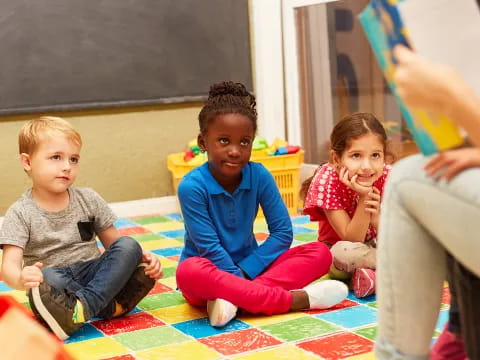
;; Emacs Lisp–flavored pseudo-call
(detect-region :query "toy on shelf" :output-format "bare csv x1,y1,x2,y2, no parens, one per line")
183,150,195,162
275,145,301,156
251,136,269,157
265,138,287,156
183,139,207,163
263,138,301,156
252,136,268,151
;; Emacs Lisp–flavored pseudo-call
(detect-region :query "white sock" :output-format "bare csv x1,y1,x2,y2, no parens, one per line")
207,298,238,327
303,280,348,309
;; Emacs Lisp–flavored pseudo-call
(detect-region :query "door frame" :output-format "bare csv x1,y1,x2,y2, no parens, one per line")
251,0,337,145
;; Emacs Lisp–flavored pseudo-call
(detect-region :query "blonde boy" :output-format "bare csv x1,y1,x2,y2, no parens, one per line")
0,116,163,340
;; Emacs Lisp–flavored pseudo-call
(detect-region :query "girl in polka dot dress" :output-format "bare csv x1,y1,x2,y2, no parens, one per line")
301,113,392,298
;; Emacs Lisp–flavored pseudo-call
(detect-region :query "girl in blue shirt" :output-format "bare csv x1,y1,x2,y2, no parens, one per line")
176,81,348,327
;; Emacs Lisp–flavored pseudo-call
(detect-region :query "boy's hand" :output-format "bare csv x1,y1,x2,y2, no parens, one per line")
339,167,372,195
141,250,163,280
21,262,44,289
364,187,381,229
424,147,480,181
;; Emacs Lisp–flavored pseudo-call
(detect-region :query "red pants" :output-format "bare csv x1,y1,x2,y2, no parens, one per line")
176,242,332,315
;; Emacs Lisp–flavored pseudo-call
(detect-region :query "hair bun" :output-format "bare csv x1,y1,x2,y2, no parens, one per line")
208,81,249,99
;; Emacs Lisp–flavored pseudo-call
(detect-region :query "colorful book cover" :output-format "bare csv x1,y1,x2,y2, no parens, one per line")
359,0,465,155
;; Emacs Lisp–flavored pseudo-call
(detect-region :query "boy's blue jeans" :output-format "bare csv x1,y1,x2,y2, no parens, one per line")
41,236,143,320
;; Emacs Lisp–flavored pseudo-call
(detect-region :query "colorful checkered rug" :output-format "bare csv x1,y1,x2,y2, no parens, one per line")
0,213,450,360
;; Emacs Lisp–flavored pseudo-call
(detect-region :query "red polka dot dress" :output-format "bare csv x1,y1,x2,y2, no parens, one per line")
303,163,392,245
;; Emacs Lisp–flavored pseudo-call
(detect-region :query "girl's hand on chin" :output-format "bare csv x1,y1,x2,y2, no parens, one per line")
339,167,372,195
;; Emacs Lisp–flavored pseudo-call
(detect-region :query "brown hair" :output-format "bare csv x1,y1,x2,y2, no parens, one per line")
198,81,257,134
300,112,391,200
19,116,82,155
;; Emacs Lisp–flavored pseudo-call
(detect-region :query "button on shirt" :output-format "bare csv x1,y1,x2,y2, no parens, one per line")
178,162,293,279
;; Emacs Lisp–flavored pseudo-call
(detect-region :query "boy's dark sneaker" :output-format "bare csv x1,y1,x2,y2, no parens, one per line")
28,282,84,340
114,263,155,317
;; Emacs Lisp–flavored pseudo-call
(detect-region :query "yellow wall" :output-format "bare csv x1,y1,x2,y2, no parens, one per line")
0,104,202,215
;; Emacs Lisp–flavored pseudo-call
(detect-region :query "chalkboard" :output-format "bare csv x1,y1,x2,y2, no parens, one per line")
0,0,252,115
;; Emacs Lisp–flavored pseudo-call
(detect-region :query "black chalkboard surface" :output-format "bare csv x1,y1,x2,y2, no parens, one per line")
0,0,252,115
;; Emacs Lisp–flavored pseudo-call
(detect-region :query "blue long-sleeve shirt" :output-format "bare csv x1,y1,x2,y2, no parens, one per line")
177,161,293,279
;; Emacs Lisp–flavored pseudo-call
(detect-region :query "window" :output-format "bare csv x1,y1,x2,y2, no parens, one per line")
293,0,416,163
251,0,417,164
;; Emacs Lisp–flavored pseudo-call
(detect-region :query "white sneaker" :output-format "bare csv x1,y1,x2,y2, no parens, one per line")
304,280,348,309
207,298,238,327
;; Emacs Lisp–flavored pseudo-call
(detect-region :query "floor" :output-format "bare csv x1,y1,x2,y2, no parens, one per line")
0,210,450,360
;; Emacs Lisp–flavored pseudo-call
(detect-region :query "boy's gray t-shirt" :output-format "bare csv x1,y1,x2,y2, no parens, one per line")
0,187,117,267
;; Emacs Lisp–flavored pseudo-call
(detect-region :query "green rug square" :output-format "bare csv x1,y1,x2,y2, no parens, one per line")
131,233,166,242
113,326,190,351
294,233,318,242
133,216,171,225
260,316,340,342
355,326,377,340
138,291,186,311
162,266,177,279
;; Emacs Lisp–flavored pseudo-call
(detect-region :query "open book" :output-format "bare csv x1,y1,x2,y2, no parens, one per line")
359,0,468,155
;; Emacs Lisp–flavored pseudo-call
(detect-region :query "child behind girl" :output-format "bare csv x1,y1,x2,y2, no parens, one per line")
175,81,348,327
302,113,392,298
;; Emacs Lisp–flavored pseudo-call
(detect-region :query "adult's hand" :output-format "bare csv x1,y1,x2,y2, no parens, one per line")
424,147,480,181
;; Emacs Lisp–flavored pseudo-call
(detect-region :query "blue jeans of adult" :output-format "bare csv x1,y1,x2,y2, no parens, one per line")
375,154,480,360
42,236,143,320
